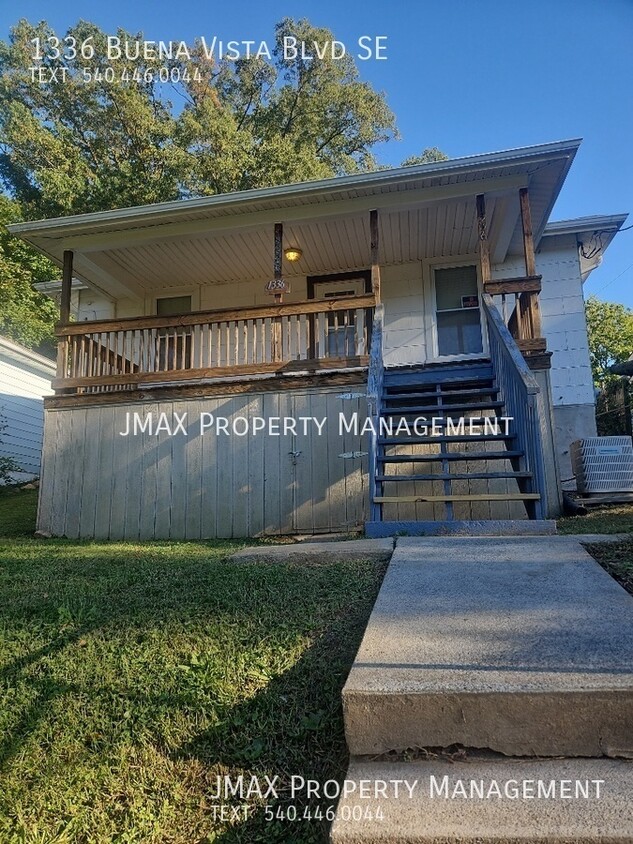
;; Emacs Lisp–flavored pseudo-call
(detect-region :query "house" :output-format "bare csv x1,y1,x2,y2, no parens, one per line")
0,335,55,482
8,139,627,537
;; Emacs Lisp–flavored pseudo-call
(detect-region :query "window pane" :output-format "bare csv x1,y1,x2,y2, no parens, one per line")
437,310,483,356
156,296,192,316
435,265,478,311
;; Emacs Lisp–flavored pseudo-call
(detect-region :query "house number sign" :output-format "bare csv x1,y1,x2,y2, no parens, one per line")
265,278,290,294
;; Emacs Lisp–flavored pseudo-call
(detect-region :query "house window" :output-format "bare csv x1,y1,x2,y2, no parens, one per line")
156,295,192,316
156,295,193,370
433,265,483,357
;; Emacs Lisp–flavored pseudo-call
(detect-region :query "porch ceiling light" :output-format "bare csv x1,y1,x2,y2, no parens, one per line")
284,246,302,262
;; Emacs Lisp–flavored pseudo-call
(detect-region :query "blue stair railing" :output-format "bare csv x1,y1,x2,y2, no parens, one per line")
482,293,547,519
367,303,384,523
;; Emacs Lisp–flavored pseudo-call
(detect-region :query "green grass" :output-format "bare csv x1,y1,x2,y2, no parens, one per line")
0,490,385,843
584,537,633,596
0,487,39,537
557,503,633,535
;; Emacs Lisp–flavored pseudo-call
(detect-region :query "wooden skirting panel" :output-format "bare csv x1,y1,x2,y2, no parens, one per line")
37,383,370,540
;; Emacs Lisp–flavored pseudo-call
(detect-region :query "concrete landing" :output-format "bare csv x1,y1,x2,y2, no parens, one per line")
343,537,633,758
331,758,633,842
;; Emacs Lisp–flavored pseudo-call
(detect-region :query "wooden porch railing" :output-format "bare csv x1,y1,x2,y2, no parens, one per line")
477,188,548,368
53,294,375,394
483,275,545,356
482,293,546,519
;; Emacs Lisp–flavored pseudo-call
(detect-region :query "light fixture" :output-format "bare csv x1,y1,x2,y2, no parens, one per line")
284,246,302,262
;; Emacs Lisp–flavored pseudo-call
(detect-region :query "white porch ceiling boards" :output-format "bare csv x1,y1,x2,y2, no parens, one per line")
87,197,494,290
9,139,581,297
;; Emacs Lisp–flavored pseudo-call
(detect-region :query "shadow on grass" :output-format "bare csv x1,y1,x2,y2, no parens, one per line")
174,610,371,844
0,540,385,843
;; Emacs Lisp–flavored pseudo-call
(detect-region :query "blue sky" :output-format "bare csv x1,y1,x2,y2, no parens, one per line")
3,0,632,304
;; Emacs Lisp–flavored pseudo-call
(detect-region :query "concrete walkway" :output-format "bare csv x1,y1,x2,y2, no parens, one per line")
333,535,633,842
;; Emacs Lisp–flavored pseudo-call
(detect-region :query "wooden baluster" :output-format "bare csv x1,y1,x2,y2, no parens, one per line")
355,308,364,355
299,313,307,360
272,316,282,363
121,331,128,375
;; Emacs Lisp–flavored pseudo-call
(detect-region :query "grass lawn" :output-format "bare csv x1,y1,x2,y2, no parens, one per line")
0,489,385,843
557,503,633,535
585,536,633,597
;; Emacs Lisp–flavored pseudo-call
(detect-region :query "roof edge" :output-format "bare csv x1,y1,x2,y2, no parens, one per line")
0,335,56,373
543,213,629,236
7,138,583,238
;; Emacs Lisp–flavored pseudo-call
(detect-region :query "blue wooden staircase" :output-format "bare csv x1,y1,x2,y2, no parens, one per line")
365,299,550,536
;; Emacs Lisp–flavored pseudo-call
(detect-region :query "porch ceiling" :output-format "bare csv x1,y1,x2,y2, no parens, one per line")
87,195,506,292
9,139,580,301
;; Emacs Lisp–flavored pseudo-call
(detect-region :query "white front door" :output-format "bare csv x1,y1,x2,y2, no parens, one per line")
430,263,486,360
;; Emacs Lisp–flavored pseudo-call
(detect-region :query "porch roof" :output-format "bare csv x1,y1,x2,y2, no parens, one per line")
9,139,581,302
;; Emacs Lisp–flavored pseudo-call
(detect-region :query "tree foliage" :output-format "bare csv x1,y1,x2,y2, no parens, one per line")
585,295,633,436
585,295,633,386
0,196,58,351
0,17,399,217
0,16,447,349
401,147,449,167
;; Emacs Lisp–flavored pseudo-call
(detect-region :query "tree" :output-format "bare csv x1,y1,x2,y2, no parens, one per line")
0,196,58,351
585,295,633,436
0,17,398,217
401,147,449,166
0,17,443,350
585,295,633,386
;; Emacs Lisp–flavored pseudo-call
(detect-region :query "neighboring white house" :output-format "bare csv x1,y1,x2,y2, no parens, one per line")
0,336,55,481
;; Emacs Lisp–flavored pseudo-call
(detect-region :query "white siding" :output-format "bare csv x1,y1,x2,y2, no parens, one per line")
381,262,426,366
492,241,594,409
0,344,55,478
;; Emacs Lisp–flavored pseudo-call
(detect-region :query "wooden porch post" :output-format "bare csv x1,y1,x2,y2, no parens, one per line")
370,209,381,303
519,187,542,340
476,194,491,284
519,187,537,278
57,249,73,386
60,250,73,324
272,223,283,361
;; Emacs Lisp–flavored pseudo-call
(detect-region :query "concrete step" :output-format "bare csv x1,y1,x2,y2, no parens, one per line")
365,520,556,537
330,757,633,842
343,537,633,758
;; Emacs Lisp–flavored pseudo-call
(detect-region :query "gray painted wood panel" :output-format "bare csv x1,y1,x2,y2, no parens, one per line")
38,384,370,539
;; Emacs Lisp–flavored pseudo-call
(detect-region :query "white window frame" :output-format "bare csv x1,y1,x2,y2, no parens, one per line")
422,256,488,362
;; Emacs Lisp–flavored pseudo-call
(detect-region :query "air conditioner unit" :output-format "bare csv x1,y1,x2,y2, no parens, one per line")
570,437,633,494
